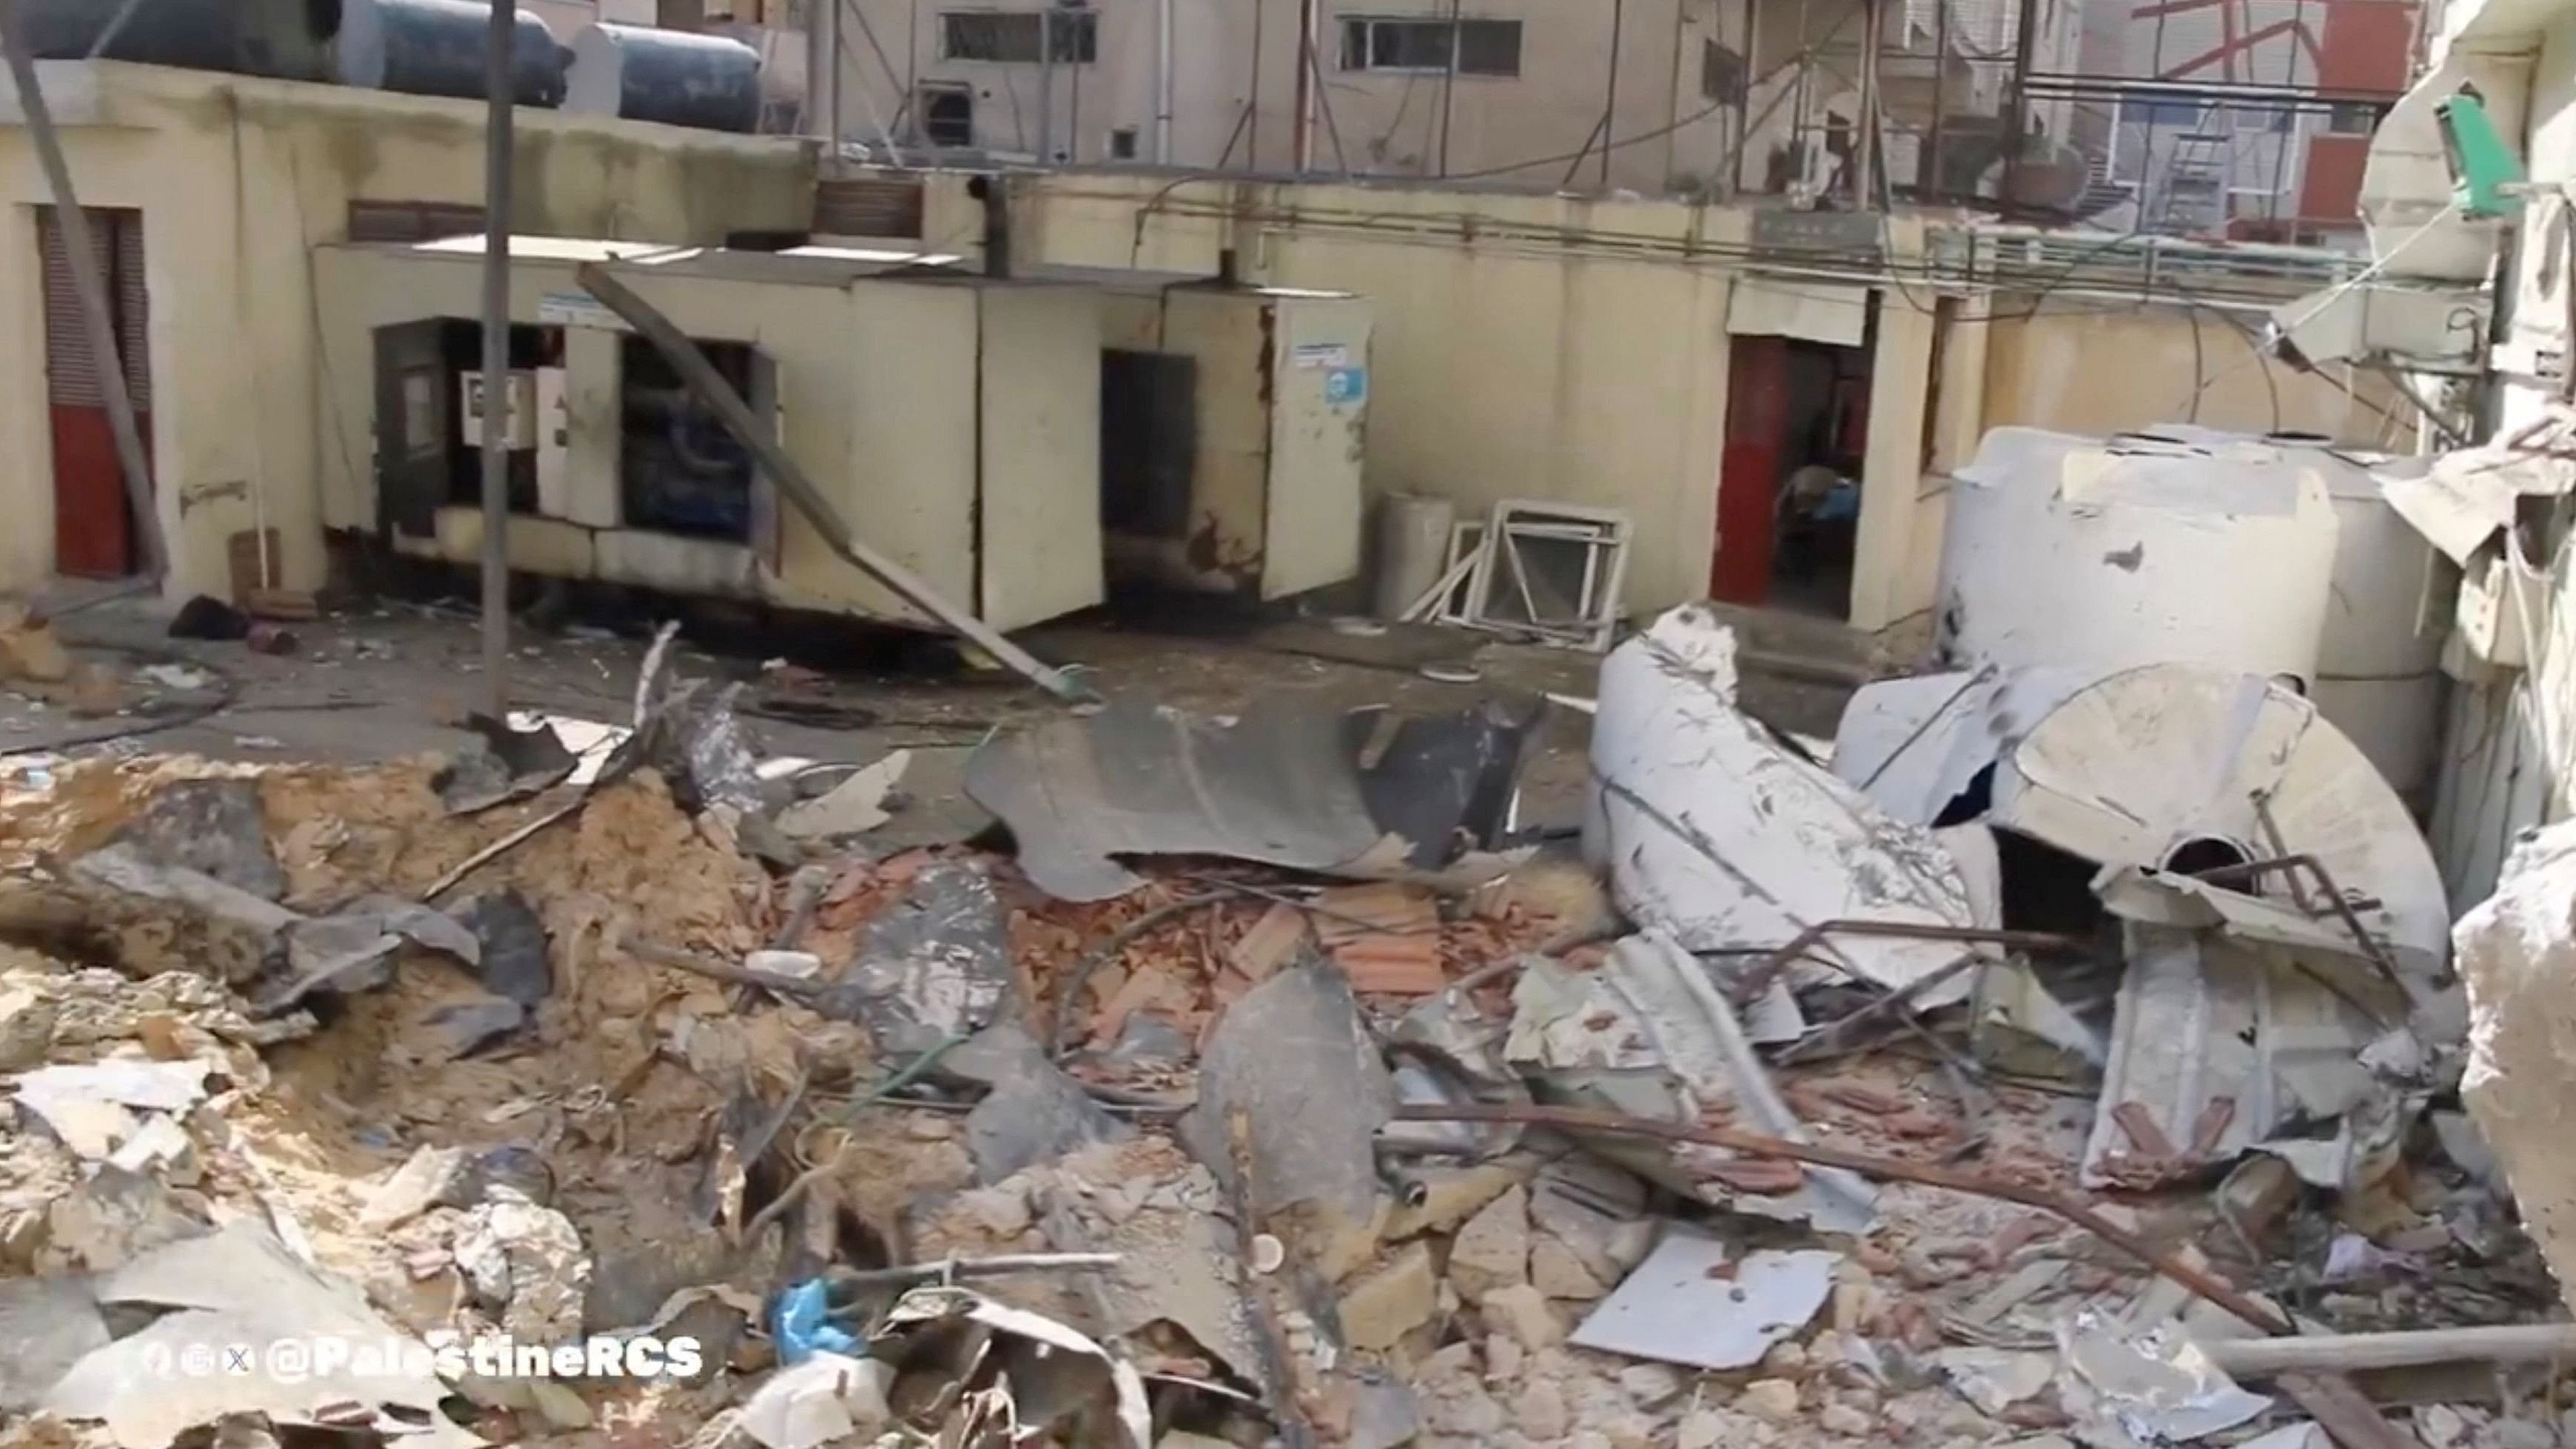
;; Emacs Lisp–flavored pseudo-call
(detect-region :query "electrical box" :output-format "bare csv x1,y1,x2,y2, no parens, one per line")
2454,548,2536,667
459,369,538,450
1095,282,1372,600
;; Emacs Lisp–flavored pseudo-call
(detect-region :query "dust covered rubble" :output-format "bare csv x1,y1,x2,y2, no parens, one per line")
0,603,2563,1449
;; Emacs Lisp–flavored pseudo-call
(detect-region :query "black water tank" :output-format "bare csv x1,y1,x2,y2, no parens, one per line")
565,23,761,134
17,0,335,81
336,0,564,106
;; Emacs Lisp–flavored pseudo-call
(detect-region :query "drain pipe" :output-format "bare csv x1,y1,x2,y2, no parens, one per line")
1155,0,1173,162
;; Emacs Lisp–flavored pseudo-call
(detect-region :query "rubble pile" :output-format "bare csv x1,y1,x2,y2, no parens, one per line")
0,603,2565,1449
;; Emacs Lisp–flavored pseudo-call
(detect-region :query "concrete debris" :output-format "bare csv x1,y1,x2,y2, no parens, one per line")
1567,1234,1834,1369
2063,1312,2272,1442
10,1058,215,1159
2456,817,2576,1315
108,779,287,901
0,594,2534,1449
1340,1242,1441,1352
963,1025,1135,1182
1181,957,1395,1228
1936,1346,2059,1413
45,1219,465,1448
774,749,910,839
1586,604,1987,1005
458,889,551,1004
840,859,1016,1056
453,1185,591,1343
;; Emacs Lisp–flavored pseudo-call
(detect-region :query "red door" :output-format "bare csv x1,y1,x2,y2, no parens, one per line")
1712,333,1790,604
39,207,149,580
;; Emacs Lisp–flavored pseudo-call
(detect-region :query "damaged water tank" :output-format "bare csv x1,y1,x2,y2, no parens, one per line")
1935,425,2341,685
336,0,567,107
2291,435,2456,806
16,0,334,80
565,23,762,134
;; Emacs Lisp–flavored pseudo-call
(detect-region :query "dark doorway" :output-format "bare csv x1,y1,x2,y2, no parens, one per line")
1710,322,1875,617
37,206,149,580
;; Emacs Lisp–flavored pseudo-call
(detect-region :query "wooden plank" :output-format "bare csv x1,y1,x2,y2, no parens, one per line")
2208,1325,2576,1377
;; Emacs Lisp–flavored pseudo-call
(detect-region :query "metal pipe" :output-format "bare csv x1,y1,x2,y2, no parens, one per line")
1291,0,1317,172
1155,0,1173,161
479,0,514,718
1854,0,1881,204
1599,0,1624,187
2002,0,2039,208
0,0,164,585
814,0,841,150
1039,4,1055,161
1437,0,1459,175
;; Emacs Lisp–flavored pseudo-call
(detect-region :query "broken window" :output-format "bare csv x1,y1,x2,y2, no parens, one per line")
1701,38,1743,101
939,8,1097,63
1338,16,1521,76
919,82,976,146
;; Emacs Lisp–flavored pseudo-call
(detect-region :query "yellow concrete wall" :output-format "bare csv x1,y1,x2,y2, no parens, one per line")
0,60,813,602
1977,299,2420,447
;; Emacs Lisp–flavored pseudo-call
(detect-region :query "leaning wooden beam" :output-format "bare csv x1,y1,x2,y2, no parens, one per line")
570,262,1095,706
2205,1324,2576,1378
0,0,166,583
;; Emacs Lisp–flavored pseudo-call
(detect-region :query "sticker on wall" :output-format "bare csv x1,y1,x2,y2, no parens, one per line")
1324,366,1368,406
1294,342,1351,369
539,292,623,330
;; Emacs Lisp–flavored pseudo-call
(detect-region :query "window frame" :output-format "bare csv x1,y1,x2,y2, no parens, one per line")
936,7,1097,65
1337,16,1522,77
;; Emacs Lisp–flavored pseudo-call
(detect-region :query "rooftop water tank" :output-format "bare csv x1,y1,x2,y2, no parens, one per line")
565,23,762,134
17,0,333,80
1936,425,2342,685
336,0,565,107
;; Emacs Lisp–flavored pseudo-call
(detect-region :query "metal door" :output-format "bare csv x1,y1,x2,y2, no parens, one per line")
1713,333,1790,604
37,207,149,579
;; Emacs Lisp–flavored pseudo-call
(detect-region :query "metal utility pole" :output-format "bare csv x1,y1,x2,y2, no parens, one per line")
479,0,515,717
814,0,842,154
1291,0,1317,172
1854,0,1881,204
1599,0,1624,188
0,0,166,586
1155,0,1173,161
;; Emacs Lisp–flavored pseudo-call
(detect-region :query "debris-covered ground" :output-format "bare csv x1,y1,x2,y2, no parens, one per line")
0,594,2569,1449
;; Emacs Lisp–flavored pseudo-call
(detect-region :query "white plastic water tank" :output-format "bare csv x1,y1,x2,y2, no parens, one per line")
1936,426,2341,684
2286,439,2455,805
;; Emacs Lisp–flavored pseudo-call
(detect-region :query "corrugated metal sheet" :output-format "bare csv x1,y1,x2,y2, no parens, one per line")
814,176,924,239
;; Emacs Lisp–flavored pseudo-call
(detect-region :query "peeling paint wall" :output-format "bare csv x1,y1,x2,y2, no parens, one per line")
1977,300,2420,447
0,60,814,601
